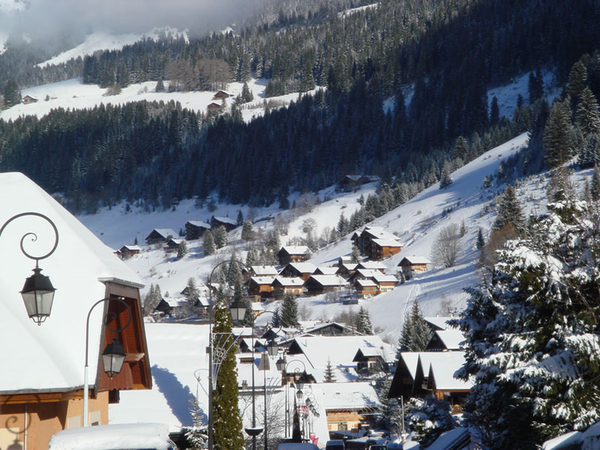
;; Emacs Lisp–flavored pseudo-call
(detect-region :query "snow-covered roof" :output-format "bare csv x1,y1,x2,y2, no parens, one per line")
313,381,378,410
48,423,174,450
187,220,211,228
273,276,304,287
423,352,473,391
354,269,381,278
121,244,141,251
0,172,142,393
399,256,431,265
355,279,377,287
286,262,317,273
424,316,455,331
372,273,397,283
150,228,178,239
250,265,279,276
362,226,398,241
314,267,338,275
162,296,187,308
356,261,387,270
542,431,583,450
281,245,310,255
213,216,237,226
250,276,275,285
432,329,465,350
397,352,421,379
308,275,347,287
372,238,402,247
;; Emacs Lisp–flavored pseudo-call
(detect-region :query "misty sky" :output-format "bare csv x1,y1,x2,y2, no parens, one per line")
1,0,267,43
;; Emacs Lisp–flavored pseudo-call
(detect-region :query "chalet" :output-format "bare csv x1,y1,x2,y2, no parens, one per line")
313,266,339,276
272,277,304,298
353,348,389,373
145,228,178,245
354,279,378,298
424,316,455,332
211,216,238,232
0,173,151,450
337,263,358,279
304,275,347,295
304,322,355,336
213,90,232,100
206,102,221,111
370,238,403,260
319,382,379,434
387,352,421,400
185,220,211,240
337,256,353,267
153,296,187,316
242,265,279,282
372,273,397,292
117,244,141,259
398,256,431,280
279,262,316,281
338,174,380,192
22,95,38,104
248,276,275,298
278,245,310,265
426,329,465,352
348,269,382,284
163,238,183,253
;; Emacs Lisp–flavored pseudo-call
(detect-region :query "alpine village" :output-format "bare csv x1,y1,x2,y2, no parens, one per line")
0,0,600,449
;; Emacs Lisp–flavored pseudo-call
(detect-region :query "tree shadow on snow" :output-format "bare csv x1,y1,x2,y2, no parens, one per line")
152,365,200,427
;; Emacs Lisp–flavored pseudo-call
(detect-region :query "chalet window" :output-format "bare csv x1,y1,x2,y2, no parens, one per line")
338,423,348,431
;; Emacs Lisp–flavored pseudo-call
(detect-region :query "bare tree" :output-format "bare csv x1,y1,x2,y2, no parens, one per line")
431,223,461,267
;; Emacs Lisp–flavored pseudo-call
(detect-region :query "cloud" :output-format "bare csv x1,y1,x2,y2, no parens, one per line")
1,0,266,42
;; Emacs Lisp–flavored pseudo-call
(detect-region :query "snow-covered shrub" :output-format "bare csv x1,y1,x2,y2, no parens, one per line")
406,397,457,447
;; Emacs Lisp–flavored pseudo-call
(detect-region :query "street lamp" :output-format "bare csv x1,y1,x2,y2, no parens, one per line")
207,259,247,450
0,212,59,325
83,297,132,427
276,358,310,439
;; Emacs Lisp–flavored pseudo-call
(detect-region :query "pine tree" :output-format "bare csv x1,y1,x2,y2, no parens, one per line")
280,294,299,327
567,60,588,104
592,164,600,201
177,240,189,259
493,185,526,235
241,82,253,102
356,307,373,335
212,296,245,450
454,199,600,449
528,69,544,103
324,358,336,383
453,136,469,161
351,243,361,263
376,378,401,434
213,226,228,249
398,301,432,354
185,277,200,311
476,227,486,250
204,230,216,255
337,213,349,236
236,210,244,226
155,77,165,92
544,97,575,168
439,165,453,189
3,79,21,108
490,96,500,125
241,220,254,242
576,87,600,136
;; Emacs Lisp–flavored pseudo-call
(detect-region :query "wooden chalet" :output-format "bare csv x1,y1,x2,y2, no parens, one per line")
0,173,151,450
213,90,232,100
353,348,389,373
356,261,387,272
354,279,378,297
279,262,316,281
370,238,403,260
277,245,310,265
271,276,304,298
145,228,178,245
398,256,431,280
320,382,379,434
372,273,397,292
22,95,38,104
185,220,211,240
338,174,380,192
337,263,358,279
242,265,279,282
164,237,183,253
337,256,354,267
153,296,186,316
352,226,402,260
117,244,141,259
211,215,238,232
313,266,338,276
248,276,275,298
206,102,221,111
304,275,347,295
348,269,382,284
304,322,355,336
426,329,465,352
387,352,421,400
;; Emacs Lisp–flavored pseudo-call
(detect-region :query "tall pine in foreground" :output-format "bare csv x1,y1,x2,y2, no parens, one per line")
356,307,373,335
398,301,432,354
454,196,600,449
212,296,245,450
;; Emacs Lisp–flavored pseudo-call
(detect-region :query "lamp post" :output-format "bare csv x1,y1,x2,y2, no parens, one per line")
0,212,59,325
207,259,247,450
83,297,132,426
275,357,309,439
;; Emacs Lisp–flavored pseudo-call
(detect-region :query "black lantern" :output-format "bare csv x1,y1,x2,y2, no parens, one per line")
229,301,247,322
245,427,264,437
276,356,287,371
294,372,306,391
267,340,279,357
20,266,56,326
102,337,126,378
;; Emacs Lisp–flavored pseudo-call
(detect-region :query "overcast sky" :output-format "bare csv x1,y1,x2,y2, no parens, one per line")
1,0,267,42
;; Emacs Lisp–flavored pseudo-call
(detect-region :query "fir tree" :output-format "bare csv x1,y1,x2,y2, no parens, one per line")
213,226,228,249
351,243,361,263
493,185,526,235
453,136,469,160
212,296,245,450
324,358,336,383
376,378,401,434
3,79,21,108
543,97,575,168
528,69,544,104
454,199,600,449
356,306,373,335
398,301,432,354
337,213,349,236
241,220,254,242
204,230,216,255
241,81,253,102
236,210,244,226
177,240,189,259
155,77,165,92
576,87,600,136
439,165,453,189
476,227,486,250
490,96,500,125
592,164,600,201
280,294,299,327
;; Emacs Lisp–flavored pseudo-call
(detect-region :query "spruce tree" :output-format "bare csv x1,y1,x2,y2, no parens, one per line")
213,226,228,249
324,358,336,383
356,307,373,335
177,240,189,259
280,294,299,327
455,199,600,449
476,227,486,250
241,220,254,242
3,79,21,108
398,301,432,354
204,230,216,255
543,98,575,168
439,165,453,189
351,243,361,263
453,136,469,160
528,69,544,103
592,164,600,201
576,87,600,136
155,77,165,92
212,297,245,450
493,185,526,235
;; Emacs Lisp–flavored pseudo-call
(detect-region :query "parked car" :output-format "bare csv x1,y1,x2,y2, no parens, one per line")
277,443,320,450
368,445,388,450
326,440,346,450
48,423,176,450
